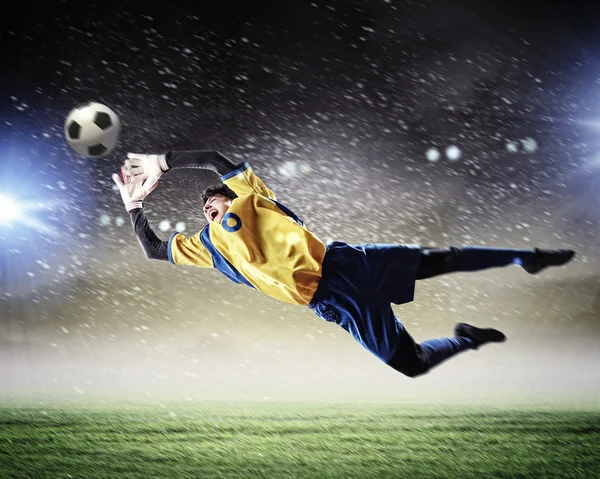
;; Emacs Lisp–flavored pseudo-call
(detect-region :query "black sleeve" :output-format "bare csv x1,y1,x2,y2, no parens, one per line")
165,150,240,177
129,207,169,261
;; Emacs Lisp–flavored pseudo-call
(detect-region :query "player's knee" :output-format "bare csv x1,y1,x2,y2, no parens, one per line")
388,358,430,378
402,362,430,378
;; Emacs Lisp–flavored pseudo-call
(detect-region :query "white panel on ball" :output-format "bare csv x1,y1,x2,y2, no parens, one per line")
68,139,89,157
100,126,119,154
74,105,96,124
64,102,121,158
79,123,104,145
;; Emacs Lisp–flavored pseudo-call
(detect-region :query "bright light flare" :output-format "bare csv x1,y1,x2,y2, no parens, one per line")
0,194,20,223
0,193,59,237
446,145,462,161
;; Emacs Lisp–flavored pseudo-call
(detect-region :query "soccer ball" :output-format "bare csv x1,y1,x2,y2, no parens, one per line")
64,102,121,157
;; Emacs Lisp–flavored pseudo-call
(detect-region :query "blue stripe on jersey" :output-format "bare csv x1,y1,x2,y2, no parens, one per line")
167,232,178,264
199,226,255,289
220,162,250,181
219,160,303,226
268,198,304,227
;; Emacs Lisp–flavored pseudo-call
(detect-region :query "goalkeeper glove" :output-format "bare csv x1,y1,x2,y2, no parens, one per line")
112,172,158,212
121,152,169,187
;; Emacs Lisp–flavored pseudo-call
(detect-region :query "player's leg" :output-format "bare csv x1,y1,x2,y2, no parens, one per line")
386,323,506,378
416,246,575,280
386,328,470,378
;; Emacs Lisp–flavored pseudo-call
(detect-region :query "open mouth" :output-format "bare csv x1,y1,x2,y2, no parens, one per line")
210,210,218,221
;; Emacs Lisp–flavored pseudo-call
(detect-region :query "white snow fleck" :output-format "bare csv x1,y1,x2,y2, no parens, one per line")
115,216,125,226
521,137,538,153
278,161,298,178
175,221,186,232
99,214,111,226
299,163,311,174
506,140,519,153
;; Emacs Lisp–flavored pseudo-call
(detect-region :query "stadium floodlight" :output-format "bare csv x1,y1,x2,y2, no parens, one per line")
0,194,20,223
0,192,59,237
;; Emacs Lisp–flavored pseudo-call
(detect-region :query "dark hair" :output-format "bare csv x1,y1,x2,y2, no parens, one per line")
201,184,238,206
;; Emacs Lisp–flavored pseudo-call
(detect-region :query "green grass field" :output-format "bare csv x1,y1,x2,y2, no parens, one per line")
1,402,599,478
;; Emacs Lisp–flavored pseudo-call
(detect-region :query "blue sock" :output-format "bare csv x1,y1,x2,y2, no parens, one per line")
452,246,533,272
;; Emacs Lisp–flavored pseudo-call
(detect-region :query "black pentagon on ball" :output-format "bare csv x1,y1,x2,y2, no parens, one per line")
94,111,112,130
88,144,107,156
68,120,81,139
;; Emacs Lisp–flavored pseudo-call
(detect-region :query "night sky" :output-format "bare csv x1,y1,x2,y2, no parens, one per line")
1,0,599,402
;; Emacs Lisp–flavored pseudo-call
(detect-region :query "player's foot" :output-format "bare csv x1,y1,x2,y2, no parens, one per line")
522,248,575,275
454,322,506,350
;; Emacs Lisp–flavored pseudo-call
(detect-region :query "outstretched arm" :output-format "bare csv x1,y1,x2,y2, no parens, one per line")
129,207,168,261
112,172,168,261
123,150,278,202
122,150,240,184
165,150,239,176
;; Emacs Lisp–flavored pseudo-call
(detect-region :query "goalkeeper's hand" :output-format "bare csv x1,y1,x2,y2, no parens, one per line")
112,172,158,212
121,152,169,186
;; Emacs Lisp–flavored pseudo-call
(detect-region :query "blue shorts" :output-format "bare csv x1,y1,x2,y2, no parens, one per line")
308,241,422,363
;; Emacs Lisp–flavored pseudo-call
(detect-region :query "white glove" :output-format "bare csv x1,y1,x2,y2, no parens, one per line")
122,152,169,187
112,171,158,212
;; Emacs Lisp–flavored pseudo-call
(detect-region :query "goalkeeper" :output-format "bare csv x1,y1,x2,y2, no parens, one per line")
113,151,575,378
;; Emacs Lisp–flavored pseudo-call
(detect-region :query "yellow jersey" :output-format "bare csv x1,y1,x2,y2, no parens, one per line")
168,162,327,306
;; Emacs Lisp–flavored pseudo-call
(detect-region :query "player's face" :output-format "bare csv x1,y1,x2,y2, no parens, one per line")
203,194,232,224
